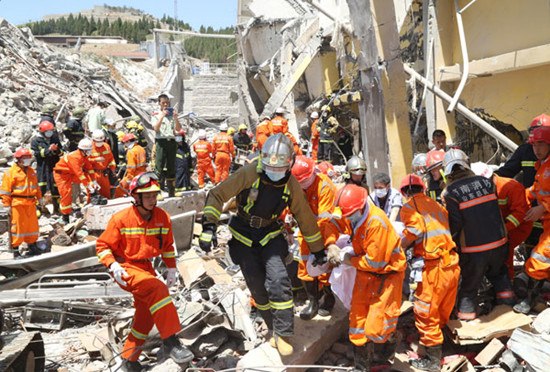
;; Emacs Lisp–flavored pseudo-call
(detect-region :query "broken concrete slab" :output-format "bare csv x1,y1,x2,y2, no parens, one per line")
474,338,505,366
446,305,532,345
177,249,206,287
78,327,109,354
237,300,348,371
532,308,550,334
219,287,257,342
508,327,550,371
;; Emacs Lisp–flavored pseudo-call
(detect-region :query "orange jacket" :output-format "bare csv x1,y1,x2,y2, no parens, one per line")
311,119,319,142
124,144,147,183
193,140,214,161
271,115,288,134
256,119,273,150
96,205,176,269
89,143,116,172
53,150,94,186
528,157,550,220
285,132,302,156
401,193,457,262
493,174,529,232
302,173,336,243
213,132,235,157
0,163,42,207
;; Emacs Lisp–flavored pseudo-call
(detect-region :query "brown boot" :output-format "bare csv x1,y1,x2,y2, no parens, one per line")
274,334,293,356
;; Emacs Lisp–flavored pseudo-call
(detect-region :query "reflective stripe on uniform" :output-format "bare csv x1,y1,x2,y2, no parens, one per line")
521,161,536,167
97,249,113,260
462,237,507,253
506,215,520,228
243,178,261,213
229,226,253,247
303,231,322,243
498,198,508,205
349,327,365,335
259,229,282,246
12,231,39,238
459,194,497,209
146,227,169,235
531,251,550,264
149,296,173,315
414,299,430,315
131,328,148,340
269,299,293,310
256,302,271,311
204,206,221,219
120,227,146,235
162,251,176,258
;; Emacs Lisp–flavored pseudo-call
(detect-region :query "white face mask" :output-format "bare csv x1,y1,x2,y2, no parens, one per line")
299,173,316,190
265,169,287,182
175,136,183,142
45,131,54,138
375,188,388,199
347,210,363,227
94,141,105,147
21,158,32,167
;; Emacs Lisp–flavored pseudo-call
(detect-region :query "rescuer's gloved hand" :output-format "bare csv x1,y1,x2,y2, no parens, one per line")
312,249,327,267
326,244,342,267
199,223,217,253
109,262,129,287
165,268,178,287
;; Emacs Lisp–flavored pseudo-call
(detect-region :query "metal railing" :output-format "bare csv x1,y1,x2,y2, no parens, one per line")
193,62,237,75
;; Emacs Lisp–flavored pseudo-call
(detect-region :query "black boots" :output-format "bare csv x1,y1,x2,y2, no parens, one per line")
410,344,442,371
52,197,60,215
167,179,176,198
513,277,543,314
300,279,319,320
121,359,143,372
62,214,70,224
25,243,42,257
12,248,22,260
353,343,373,371
318,286,336,316
162,334,194,364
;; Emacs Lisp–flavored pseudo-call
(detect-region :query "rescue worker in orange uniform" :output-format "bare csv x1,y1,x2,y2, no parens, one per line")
96,172,193,371
53,138,97,224
399,174,460,372
310,111,320,160
514,126,550,314
192,129,215,188
285,131,302,156
89,129,117,199
0,148,43,259
120,133,147,194
271,107,289,135
425,149,445,204
212,123,235,184
255,115,273,150
471,162,533,279
326,185,406,371
290,155,339,320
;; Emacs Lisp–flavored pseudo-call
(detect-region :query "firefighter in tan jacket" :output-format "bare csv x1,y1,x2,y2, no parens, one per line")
198,134,329,356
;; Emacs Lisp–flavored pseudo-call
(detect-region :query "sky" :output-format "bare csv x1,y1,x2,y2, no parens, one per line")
0,0,237,30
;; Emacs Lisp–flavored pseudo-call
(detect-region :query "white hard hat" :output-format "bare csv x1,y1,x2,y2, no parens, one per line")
470,162,494,179
78,138,93,151
198,129,207,139
220,123,228,131
91,129,105,142
261,134,294,170
275,107,285,114
443,149,470,176
310,111,319,119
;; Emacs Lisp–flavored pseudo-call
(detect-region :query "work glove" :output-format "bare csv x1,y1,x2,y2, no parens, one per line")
87,183,96,194
199,223,217,253
326,244,342,267
49,144,59,152
38,198,46,207
312,249,327,267
109,262,129,287
165,268,178,287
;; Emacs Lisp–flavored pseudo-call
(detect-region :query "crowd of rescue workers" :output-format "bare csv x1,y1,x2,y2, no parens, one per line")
1,92,549,371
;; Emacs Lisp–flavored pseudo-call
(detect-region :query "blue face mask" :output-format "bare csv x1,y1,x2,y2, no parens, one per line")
45,131,54,138
265,169,287,182
347,210,363,227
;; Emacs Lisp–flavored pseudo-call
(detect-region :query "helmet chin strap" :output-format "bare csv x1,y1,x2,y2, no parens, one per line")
133,194,156,213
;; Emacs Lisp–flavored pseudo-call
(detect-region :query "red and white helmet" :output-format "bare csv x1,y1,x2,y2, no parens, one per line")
129,172,161,194
122,133,137,143
426,149,445,170
529,114,550,130
529,126,550,145
291,155,315,183
14,147,33,159
38,121,55,133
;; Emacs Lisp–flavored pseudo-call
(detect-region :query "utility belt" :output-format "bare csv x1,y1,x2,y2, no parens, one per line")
237,211,278,229
115,257,151,264
12,195,37,199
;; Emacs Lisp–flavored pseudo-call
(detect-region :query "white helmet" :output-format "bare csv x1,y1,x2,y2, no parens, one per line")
310,111,319,119
443,149,469,175
470,162,494,179
219,123,228,131
198,129,207,139
78,138,93,151
412,153,427,174
346,155,367,176
91,129,105,142
275,107,285,114
261,133,294,170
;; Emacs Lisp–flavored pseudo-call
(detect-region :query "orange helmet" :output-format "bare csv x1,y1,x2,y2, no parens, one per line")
335,184,368,217
14,147,32,159
291,155,315,182
529,126,550,145
317,161,335,176
529,114,550,129
400,174,426,193
122,133,137,143
426,149,445,169
129,172,161,194
38,121,55,133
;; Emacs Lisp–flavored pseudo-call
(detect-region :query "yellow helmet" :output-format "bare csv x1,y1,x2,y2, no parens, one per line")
321,105,331,113
116,130,125,141
238,123,248,131
227,127,236,135
126,120,139,129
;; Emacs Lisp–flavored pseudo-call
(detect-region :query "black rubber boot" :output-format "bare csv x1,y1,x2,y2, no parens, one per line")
52,197,60,215
121,359,143,372
300,279,319,320
25,243,42,257
513,277,542,314
12,247,22,260
162,334,194,364
62,214,70,224
353,342,373,372
167,180,176,198
410,345,442,372
318,286,336,316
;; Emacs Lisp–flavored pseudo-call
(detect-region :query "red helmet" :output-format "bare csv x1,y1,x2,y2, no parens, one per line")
426,149,445,169
529,126,550,145
335,184,368,217
529,114,550,129
122,133,137,143
14,147,32,159
129,172,161,194
400,174,426,193
38,121,55,133
316,161,335,176
291,155,315,182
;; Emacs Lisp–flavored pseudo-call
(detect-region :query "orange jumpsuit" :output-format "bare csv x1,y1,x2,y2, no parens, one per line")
193,140,215,188
53,151,94,215
400,193,460,347
120,144,147,193
310,119,319,160
89,142,116,199
96,205,180,362
256,119,272,150
525,158,550,281
271,115,288,135
212,132,234,184
493,174,532,278
297,174,336,284
285,132,303,156
325,205,406,346
0,163,41,248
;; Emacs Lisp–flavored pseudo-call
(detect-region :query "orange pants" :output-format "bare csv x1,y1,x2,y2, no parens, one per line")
349,270,404,346
297,235,329,285
10,204,39,248
197,159,215,188
214,152,231,184
95,172,111,199
53,171,79,215
119,263,181,362
311,139,319,161
525,219,550,281
506,221,533,279
414,256,460,347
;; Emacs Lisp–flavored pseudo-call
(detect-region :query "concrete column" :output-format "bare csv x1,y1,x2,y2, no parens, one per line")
423,0,437,140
